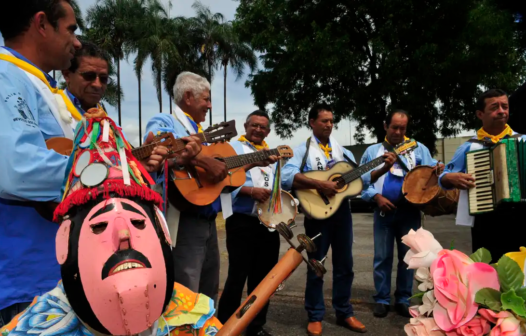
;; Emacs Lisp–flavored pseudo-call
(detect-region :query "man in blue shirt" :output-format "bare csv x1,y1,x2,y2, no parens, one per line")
0,0,82,326
217,110,280,336
282,104,368,335
360,110,440,319
439,89,526,263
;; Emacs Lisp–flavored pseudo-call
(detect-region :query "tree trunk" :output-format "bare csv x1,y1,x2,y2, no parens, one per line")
117,58,122,125
224,63,227,122
139,74,142,146
208,61,213,125
158,74,163,113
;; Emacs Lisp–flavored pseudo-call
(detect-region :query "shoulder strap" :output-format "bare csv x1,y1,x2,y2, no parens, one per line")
300,137,311,173
343,153,357,168
382,141,409,172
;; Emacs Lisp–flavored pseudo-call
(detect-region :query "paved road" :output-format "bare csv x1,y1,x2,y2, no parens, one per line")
216,211,472,335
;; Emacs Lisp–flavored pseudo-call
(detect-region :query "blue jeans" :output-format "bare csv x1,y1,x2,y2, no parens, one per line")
373,205,421,305
304,202,354,322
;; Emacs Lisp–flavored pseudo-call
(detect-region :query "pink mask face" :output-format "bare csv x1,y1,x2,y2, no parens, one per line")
77,198,168,335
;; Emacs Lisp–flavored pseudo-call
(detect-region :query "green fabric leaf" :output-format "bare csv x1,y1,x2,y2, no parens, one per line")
475,288,502,311
501,289,526,317
498,256,525,292
410,292,425,300
516,287,526,300
470,248,492,264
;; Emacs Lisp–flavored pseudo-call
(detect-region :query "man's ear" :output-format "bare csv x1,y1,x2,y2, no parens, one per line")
33,12,50,38
476,110,484,121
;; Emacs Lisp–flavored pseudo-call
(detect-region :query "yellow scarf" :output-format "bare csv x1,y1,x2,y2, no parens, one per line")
238,134,269,151
477,124,513,144
184,112,203,133
384,136,410,146
0,54,82,121
318,142,332,160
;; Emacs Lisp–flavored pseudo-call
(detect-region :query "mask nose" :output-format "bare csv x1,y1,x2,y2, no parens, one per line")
113,217,131,251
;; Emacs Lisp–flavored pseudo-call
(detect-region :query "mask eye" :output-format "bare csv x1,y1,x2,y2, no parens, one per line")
131,219,146,230
91,222,108,234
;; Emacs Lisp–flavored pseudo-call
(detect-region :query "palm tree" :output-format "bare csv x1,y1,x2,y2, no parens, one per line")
218,23,257,121
188,1,229,125
86,0,145,125
126,0,170,145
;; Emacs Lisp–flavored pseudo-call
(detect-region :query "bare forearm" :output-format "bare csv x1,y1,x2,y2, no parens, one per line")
292,173,322,190
440,174,454,189
238,186,253,196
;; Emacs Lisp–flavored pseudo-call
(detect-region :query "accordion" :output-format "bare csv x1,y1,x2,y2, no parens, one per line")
466,138,526,215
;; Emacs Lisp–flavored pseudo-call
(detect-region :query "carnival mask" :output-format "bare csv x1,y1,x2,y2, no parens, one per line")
56,196,174,335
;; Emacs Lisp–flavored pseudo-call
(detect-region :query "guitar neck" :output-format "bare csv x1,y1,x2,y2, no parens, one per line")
223,148,280,169
341,155,386,184
131,139,183,160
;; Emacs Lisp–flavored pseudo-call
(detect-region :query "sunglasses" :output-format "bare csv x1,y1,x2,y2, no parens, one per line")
79,71,109,85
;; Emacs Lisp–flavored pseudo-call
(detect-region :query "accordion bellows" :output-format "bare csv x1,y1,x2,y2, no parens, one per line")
466,138,525,215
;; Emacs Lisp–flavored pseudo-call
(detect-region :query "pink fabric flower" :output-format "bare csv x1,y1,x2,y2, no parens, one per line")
479,309,523,336
444,316,491,336
431,250,500,331
402,228,444,269
404,317,446,336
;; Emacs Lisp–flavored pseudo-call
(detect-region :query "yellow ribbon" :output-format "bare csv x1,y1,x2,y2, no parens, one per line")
384,136,410,146
238,134,269,151
0,54,82,121
318,142,332,160
184,112,203,133
477,124,513,144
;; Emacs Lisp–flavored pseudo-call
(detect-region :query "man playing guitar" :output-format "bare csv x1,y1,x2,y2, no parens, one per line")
217,110,280,336
360,110,441,319
281,103,368,335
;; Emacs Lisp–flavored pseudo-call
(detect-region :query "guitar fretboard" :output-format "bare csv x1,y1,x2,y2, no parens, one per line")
131,133,207,160
340,156,385,184
223,149,280,169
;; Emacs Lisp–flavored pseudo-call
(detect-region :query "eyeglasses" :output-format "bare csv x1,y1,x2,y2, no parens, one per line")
79,71,109,85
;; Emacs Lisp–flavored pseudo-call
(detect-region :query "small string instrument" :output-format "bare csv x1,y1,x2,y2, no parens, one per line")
172,145,293,206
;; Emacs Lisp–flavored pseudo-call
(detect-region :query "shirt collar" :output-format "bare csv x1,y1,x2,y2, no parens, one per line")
2,46,58,88
65,89,85,115
314,136,331,147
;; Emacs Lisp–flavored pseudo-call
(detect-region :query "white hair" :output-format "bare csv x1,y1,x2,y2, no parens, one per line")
173,72,211,104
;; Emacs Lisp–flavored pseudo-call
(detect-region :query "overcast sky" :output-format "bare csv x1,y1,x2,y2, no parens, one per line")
1,0,473,149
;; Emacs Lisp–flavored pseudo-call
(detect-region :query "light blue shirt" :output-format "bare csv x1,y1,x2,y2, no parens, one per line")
438,133,526,190
281,138,370,191
0,50,67,309
229,140,277,216
145,113,221,217
360,142,437,203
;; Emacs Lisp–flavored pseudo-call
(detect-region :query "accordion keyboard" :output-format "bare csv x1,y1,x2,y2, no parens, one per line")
466,150,495,214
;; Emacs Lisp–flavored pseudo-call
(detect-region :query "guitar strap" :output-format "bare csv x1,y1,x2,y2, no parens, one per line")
300,137,357,172
382,141,409,172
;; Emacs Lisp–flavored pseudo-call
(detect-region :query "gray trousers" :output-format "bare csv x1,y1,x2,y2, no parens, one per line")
171,211,220,304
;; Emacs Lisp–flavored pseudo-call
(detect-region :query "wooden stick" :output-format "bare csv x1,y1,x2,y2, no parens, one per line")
217,248,304,336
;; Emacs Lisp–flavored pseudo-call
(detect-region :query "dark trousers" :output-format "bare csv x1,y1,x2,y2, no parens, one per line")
172,212,220,304
373,205,421,305
472,207,525,263
217,213,280,331
304,202,355,322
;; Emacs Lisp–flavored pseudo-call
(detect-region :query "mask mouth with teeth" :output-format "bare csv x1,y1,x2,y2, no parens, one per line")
58,196,174,336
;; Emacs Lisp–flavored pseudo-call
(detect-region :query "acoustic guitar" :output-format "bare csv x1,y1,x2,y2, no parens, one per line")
295,139,419,220
172,145,294,206
45,120,238,160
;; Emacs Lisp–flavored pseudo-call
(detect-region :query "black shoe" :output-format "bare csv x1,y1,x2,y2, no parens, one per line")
373,303,389,318
395,303,411,318
246,327,272,336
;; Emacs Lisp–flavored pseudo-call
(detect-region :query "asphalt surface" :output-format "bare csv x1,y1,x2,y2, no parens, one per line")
216,211,472,335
